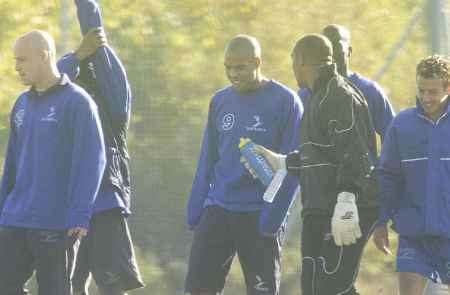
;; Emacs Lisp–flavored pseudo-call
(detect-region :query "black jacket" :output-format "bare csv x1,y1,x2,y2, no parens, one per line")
286,64,378,215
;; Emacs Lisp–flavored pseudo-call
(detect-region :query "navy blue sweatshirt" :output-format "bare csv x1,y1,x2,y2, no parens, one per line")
0,75,106,230
186,80,303,228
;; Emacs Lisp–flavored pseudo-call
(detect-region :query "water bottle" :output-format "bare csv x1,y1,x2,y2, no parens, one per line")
239,137,274,186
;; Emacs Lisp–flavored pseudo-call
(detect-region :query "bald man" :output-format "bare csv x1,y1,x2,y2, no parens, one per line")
294,24,395,294
246,34,378,294
299,24,395,141
0,30,106,295
184,34,303,295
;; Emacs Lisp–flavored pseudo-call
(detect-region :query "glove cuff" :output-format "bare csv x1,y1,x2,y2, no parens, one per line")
278,155,287,170
337,191,356,203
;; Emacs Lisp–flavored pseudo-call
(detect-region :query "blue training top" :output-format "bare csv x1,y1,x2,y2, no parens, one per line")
0,75,106,230
186,80,303,228
379,98,450,238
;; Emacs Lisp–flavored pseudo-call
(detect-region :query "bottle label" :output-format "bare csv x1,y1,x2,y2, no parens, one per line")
263,169,287,203
239,137,274,186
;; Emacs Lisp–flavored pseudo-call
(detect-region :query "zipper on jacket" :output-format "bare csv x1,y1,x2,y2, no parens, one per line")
417,111,449,125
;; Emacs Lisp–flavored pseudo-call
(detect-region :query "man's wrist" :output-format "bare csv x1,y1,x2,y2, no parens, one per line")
337,191,356,203
285,150,301,174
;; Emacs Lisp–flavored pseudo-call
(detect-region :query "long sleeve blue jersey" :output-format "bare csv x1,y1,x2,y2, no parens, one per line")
379,99,450,238
0,75,106,230
187,80,303,228
299,72,395,139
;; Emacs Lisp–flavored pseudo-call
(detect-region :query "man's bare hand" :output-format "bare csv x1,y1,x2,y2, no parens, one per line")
67,227,88,240
253,144,286,171
75,27,107,61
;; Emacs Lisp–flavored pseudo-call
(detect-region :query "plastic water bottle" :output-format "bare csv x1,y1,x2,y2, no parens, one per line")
239,137,274,186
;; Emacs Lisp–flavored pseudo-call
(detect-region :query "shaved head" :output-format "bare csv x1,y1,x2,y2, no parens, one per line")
291,34,333,89
225,34,261,59
321,24,352,76
15,30,56,62
224,34,265,93
292,34,333,65
322,24,351,46
14,30,59,88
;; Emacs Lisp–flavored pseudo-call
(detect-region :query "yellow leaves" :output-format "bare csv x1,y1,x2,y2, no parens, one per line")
201,36,216,49
168,32,188,49
29,15,46,26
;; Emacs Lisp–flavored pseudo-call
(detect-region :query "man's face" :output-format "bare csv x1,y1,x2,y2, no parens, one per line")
291,52,307,88
224,51,258,93
14,40,42,86
416,76,449,119
322,27,351,76
331,40,350,74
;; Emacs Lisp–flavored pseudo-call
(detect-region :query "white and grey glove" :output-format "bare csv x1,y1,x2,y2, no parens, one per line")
331,192,362,246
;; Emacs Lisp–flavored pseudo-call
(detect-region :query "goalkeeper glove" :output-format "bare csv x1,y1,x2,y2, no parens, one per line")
331,191,362,246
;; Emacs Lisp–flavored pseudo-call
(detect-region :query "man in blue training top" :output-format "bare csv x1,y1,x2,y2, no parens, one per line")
185,34,303,295
373,55,450,295
299,24,395,141
0,30,106,295
57,1,144,294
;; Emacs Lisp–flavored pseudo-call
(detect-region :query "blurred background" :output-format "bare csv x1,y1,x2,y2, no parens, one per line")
0,0,449,294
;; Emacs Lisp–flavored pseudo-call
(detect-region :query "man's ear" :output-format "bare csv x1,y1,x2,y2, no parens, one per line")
254,56,261,68
40,50,50,62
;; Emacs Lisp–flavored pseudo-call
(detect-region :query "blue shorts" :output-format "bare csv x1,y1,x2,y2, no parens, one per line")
397,236,450,284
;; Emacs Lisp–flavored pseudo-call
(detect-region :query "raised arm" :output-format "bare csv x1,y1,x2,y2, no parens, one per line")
75,0,131,128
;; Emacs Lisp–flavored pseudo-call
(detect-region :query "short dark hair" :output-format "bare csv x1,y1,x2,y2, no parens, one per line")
292,34,333,65
416,55,450,88
322,24,351,45
226,34,261,58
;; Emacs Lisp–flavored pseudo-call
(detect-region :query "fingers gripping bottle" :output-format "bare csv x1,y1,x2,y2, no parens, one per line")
239,138,274,186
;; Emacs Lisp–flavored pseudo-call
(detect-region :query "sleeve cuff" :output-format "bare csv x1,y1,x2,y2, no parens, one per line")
285,151,301,176
67,211,92,230
377,208,391,225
